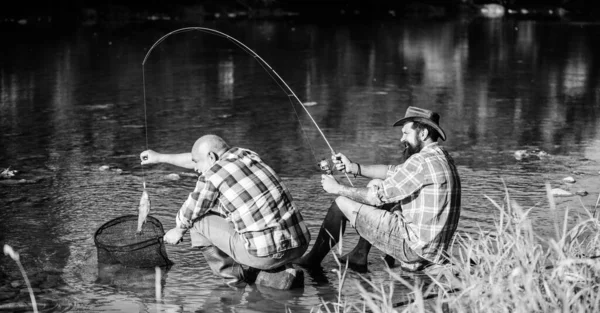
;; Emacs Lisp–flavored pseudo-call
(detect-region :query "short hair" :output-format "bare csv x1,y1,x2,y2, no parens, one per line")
411,122,440,141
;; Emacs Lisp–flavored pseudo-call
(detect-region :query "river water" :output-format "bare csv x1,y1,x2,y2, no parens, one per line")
1,18,600,312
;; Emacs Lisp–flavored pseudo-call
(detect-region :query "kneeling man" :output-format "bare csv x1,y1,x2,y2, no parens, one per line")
141,135,310,286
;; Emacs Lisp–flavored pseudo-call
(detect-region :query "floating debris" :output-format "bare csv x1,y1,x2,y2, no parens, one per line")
514,149,548,161
575,190,588,197
217,114,233,119
165,173,181,181
122,125,144,128
562,176,576,184
84,103,113,110
303,102,318,107
514,150,531,161
1,167,17,179
551,188,573,197
98,165,110,171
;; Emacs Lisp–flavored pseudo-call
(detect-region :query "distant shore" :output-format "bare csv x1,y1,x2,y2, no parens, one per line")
1,1,599,31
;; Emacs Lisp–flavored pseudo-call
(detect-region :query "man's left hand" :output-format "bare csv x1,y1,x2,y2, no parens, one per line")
321,174,340,194
164,228,186,244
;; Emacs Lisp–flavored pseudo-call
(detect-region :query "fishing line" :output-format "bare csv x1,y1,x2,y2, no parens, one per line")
141,27,354,186
141,65,149,190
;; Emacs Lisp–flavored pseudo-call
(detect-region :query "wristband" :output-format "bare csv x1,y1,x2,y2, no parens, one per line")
354,163,361,178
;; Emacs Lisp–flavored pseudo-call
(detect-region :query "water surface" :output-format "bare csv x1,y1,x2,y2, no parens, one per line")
1,18,600,312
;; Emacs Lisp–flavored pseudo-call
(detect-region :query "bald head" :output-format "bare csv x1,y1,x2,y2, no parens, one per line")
190,135,230,175
192,135,230,156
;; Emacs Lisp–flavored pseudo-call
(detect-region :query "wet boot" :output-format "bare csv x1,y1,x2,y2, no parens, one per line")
200,246,246,288
294,201,347,268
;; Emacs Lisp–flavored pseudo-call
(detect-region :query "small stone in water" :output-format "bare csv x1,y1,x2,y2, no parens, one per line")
562,176,576,183
551,188,573,197
165,173,180,180
576,190,588,196
99,165,110,171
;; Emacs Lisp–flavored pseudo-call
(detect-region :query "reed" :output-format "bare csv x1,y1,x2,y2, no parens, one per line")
3,244,38,313
315,185,600,312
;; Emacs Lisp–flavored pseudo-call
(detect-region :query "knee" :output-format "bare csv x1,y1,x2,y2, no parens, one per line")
334,196,352,209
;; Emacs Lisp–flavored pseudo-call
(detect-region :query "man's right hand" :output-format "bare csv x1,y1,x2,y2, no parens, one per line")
140,150,161,165
332,153,353,174
164,228,185,244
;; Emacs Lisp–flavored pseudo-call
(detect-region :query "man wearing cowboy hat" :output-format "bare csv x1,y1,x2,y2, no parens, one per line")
295,106,461,272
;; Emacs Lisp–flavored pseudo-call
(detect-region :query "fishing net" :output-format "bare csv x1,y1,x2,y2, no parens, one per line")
94,215,173,268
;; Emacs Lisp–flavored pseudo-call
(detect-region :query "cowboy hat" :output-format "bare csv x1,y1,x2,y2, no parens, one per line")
392,106,446,141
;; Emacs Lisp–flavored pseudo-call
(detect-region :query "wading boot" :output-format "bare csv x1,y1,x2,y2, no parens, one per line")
200,246,247,288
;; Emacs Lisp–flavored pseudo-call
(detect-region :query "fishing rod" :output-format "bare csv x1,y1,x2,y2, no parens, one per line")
141,27,353,186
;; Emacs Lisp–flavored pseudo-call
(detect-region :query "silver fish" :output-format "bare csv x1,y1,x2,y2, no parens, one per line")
137,187,150,233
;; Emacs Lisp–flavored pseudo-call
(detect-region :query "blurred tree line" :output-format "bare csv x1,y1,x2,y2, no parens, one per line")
1,0,598,26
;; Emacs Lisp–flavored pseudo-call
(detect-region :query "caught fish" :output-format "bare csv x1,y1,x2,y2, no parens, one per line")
137,185,151,233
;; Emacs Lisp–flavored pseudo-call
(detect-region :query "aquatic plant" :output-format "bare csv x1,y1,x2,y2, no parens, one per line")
317,183,600,312
3,244,38,313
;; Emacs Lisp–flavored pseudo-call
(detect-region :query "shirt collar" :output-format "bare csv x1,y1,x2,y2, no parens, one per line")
422,142,439,150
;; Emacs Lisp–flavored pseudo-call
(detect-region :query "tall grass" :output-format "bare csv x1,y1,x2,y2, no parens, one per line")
3,244,39,313
318,185,600,312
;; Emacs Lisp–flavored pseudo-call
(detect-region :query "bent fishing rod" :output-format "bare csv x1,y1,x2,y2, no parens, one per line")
141,27,353,186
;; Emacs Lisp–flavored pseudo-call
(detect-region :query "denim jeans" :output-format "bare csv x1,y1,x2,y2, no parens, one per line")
190,213,307,282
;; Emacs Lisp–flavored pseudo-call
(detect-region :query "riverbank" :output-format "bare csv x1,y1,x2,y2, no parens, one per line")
322,189,600,312
1,1,599,32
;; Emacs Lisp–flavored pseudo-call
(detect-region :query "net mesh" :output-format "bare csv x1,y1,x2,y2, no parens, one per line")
94,215,173,268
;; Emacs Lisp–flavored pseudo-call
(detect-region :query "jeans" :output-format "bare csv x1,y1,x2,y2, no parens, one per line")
190,213,307,285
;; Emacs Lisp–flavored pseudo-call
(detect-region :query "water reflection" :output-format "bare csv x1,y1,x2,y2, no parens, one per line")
1,19,600,312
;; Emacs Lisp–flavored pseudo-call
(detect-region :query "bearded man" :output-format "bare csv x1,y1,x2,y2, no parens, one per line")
296,106,461,272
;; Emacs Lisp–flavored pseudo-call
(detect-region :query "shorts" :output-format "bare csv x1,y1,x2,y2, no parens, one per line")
355,204,431,271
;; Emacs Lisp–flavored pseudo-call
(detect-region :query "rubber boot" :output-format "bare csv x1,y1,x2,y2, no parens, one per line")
294,201,347,268
200,246,246,288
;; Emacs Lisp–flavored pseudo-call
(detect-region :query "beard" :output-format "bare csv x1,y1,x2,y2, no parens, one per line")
402,138,424,160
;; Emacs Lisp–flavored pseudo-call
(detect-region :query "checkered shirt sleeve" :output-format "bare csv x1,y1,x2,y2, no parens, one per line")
175,147,310,257
372,143,461,264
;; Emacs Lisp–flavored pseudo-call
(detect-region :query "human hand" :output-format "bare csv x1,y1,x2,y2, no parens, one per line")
321,174,340,194
163,228,185,244
332,153,353,174
140,150,161,165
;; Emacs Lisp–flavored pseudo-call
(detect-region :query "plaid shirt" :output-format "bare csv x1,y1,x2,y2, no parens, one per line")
371,142,461,265
175,147,311,257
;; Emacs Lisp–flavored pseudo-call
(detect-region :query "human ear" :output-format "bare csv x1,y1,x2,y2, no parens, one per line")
420,128,429,140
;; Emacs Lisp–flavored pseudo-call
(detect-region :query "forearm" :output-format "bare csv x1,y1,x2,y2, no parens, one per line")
350,163,388,180
337,185,382,206
159,153,196,169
